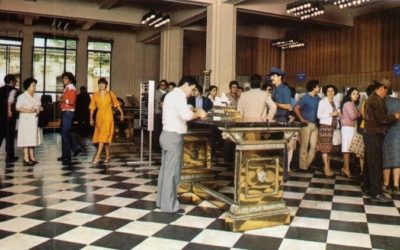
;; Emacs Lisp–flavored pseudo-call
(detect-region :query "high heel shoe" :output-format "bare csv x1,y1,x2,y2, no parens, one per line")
23,160,34,166
341,168,352,179
91,158,101,165
29,158,38,165
104,157,110,163
323,168,335,177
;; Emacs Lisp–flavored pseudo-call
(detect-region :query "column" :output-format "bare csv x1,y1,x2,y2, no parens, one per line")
160,26,183,83
76,34,88,89
206,1,236,92
21,28,33,81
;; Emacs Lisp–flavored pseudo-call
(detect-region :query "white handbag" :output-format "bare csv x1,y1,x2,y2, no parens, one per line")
332,129,342,146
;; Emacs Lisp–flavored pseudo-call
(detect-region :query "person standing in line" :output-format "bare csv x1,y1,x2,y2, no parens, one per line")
0,74,19,163
16,78,42,166
154,80,168,152
382,95,400,194
75,86,91,133
294,80,321,172
89,78,124,164
57,72,82,164
188,84,213,112
207,85,218,105
237,74,276,142
226,80,240,108
340,87,361,178
157,76,206,213
317,85,340,177
237,74,276,121
270,67,291,122
364,79,400,203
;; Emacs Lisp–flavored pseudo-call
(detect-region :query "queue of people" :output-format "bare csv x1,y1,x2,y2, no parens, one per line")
1,69,400,209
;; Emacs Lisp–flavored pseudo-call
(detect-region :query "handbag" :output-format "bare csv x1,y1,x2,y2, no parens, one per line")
109,91,120,121
349,133,364,157
332,129,342,146
37,111,48,128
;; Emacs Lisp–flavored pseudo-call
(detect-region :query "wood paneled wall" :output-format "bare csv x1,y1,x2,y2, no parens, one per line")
236,36,281,76
183,32,282,78
182,30,206,77
284,8,400,91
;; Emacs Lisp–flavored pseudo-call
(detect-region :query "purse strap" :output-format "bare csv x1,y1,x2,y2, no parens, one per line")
109,91,114,108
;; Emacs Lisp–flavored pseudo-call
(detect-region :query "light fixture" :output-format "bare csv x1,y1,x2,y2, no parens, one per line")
286,1,325,20
142,11,170,28
142,10,156,24
149,13,163,26
51,18,70,31
154,15,170,28
272,39,305,50
333,0,370,9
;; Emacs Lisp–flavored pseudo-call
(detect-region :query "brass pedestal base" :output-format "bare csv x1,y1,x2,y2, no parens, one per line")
225,205,290,232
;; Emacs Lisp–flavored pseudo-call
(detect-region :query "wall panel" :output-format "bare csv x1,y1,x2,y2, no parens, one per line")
285,8,400,90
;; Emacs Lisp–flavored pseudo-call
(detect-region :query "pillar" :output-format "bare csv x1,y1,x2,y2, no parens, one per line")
206,1,237,92
160,26,183,83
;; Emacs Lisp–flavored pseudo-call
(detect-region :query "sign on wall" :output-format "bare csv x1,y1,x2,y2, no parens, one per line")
296,72,306,82
394,64,400,77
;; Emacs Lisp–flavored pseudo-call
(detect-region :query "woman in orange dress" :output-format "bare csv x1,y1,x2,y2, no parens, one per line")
89,78,124,164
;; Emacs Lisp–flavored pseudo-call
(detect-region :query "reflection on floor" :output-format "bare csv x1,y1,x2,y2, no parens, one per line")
0,132,399,250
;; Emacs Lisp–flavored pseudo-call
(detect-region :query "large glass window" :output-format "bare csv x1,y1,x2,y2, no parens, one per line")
0,38,22,85
87,41,112,93
33,37,77,99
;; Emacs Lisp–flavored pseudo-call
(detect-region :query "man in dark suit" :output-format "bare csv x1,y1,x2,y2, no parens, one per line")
0,74,19,163
187,84,213,112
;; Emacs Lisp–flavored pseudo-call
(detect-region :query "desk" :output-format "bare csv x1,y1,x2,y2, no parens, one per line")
180,118,302,231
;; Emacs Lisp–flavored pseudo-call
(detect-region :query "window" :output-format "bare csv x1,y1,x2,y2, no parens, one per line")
33,37,77,99
0,38,22,85
87,41,112,93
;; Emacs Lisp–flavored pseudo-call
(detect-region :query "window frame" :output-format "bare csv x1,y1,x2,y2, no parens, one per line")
87,39,113,93
32,35,78,95
0,36,22,87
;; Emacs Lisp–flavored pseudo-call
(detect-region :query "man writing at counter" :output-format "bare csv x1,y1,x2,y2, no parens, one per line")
157,76,207,214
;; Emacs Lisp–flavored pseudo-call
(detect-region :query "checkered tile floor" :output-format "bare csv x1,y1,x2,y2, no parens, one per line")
0,133,399,250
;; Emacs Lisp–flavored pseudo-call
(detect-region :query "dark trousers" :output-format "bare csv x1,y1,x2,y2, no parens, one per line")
363,133,384,196
61,111,80,159
0,117,16,159
153,113,162,151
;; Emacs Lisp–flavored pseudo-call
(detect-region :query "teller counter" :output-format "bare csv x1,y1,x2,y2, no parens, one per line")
179,118,302,232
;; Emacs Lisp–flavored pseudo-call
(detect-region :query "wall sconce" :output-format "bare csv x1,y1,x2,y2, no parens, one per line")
272,39,305,50
142,10,170,28
287,1,325,20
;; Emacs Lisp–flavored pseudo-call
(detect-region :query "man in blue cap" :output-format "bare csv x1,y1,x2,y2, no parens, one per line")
269,67,292,122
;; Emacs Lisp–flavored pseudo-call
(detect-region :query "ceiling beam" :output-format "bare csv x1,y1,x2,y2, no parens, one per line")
99,0,120,10
24,15,34,25
223,0,248,5
0,0,145,26
80,21,96,31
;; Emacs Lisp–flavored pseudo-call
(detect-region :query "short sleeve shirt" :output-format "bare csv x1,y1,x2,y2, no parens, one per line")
272,83,291,117
297,93,320,123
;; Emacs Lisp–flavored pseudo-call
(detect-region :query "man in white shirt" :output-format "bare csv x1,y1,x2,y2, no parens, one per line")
157,76,206,213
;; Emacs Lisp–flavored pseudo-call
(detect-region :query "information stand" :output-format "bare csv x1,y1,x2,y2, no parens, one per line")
127,80,155,167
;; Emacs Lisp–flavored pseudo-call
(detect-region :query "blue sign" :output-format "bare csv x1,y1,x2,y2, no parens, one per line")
297,73,306,82
394,64,400,77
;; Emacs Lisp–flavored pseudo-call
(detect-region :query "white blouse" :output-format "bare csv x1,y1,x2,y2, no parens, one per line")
317,97,340,126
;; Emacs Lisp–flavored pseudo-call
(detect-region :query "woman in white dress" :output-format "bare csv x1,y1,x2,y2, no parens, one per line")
16,77,42,166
